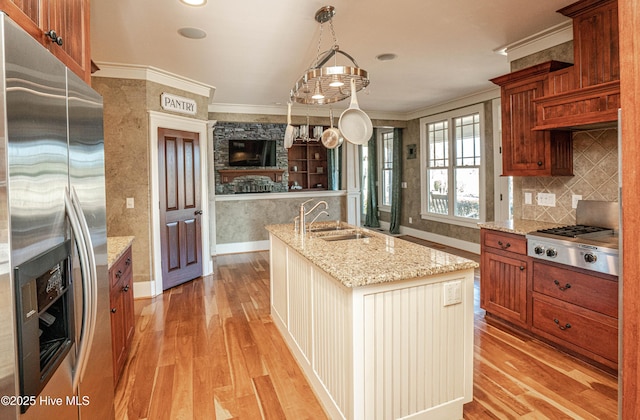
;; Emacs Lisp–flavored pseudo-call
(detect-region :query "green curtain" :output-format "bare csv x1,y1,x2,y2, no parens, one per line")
389,128,403,234
327,145,343,190
327,148,335,189
364,129,380,227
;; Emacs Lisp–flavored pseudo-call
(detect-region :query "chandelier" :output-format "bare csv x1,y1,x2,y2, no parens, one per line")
290,6,369,105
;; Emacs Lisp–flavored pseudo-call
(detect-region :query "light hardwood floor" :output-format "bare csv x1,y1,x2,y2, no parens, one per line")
115,240,617,419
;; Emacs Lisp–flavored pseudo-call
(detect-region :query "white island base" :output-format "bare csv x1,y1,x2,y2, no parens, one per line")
269,234,474,420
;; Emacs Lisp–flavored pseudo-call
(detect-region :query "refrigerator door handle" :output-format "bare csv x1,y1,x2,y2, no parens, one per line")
70,187,99,384
64,188,93,392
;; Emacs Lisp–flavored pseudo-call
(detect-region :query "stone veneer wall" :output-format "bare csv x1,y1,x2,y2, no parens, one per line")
513,128,618,224
213,122,289,194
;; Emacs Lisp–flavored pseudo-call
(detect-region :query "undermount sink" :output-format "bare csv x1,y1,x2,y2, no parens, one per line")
320,233,369,242
309,226,347,232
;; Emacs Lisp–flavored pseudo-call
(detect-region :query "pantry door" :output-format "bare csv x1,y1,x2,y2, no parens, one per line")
158,128,203,289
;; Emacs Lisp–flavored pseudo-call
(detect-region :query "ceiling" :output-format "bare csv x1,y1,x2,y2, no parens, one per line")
90,0,576,117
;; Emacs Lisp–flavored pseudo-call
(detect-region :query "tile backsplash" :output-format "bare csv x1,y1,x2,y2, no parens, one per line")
514,128,618,225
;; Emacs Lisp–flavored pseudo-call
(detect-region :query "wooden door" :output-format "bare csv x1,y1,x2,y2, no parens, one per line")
158,128,202,290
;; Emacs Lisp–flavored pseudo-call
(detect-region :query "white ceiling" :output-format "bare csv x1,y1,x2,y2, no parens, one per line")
90,0,576,117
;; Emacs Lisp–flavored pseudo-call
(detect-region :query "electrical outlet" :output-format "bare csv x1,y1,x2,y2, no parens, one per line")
401,182,407,189
443,281,462,306
524,192,532,205
408,217,413,224
126,197,134,209
572,194,582,209
537,193,556,207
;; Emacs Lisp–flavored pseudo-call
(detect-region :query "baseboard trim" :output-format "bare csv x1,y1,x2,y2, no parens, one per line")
378,221,480,254
133,280,156,299
216,240,270,255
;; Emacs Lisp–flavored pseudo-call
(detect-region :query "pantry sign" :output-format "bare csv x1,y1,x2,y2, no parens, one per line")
161,93,197,115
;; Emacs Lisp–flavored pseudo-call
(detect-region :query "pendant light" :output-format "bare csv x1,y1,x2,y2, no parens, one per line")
290,6,369,106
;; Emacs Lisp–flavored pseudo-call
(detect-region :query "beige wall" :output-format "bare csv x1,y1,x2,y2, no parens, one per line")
92,76,209,284
216,195,346,244
397,101,495,245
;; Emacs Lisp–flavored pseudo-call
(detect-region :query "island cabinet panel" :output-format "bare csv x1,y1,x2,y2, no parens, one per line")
268,233,475,420
480,229,530,329
269,236,288,326
361,283,468,420
312,268,353,417
287,250,312,359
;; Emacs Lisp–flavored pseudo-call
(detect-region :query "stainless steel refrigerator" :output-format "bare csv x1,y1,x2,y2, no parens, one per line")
0,13,114,420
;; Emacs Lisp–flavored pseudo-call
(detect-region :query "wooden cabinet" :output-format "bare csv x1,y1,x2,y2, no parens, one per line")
109,244,134,384
288,140,328,191
490,61,574,176
0,0,91,83
531,260,618,370
480,229,530,328
559,0,619,88
480,228,619,371
533,0,620,130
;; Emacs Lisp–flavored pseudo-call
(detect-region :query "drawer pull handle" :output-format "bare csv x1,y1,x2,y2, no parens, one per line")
122,285,130,292
553,280,571,291
125,257,132,266
497,240,511,249
553,318,571,330
116,270,123,279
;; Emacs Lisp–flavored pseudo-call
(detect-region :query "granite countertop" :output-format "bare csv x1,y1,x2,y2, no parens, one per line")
265,222,478,288
107,236,135,268
478,219,567,235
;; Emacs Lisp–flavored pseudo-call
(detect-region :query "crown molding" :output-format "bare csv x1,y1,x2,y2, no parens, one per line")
92,62,216,101
494,20,574,63
208,102,409,121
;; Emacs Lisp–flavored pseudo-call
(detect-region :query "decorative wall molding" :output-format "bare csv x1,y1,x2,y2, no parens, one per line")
93,62,215,100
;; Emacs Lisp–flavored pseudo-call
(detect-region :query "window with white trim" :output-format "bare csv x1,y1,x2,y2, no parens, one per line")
379,129,394,210
420,104,484,227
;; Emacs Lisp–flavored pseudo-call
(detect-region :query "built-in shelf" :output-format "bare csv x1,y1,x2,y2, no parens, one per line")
218,169,284,183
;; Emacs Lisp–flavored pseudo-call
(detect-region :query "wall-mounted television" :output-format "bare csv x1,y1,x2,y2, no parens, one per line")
228,139,277,167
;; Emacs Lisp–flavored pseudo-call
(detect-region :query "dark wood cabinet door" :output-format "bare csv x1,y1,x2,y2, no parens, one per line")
502,79,549,175
47,0,89,81
110,246,134,385
481,250,529,328
0,0,91,82
560,0,619,87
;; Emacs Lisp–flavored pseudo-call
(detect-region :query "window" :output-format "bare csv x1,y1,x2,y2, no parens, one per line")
379,129,394,210
420,104,484,227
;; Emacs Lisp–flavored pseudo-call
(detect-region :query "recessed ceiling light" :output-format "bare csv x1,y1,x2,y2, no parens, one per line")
180,0,207,6
376,53,397,62
178,27,207,39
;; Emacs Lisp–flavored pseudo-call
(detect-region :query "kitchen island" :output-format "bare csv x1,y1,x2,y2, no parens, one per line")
266,223,478,420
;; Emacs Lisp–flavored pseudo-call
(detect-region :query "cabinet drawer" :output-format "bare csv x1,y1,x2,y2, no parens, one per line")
483,230,527,255
110,247,133,287
532,261,618,317
532,295,617,363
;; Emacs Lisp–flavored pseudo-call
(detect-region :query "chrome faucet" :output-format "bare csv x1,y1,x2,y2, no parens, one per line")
308,210,329,232
296,199,329,234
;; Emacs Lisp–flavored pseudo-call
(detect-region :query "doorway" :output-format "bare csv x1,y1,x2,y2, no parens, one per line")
158,127,203,289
